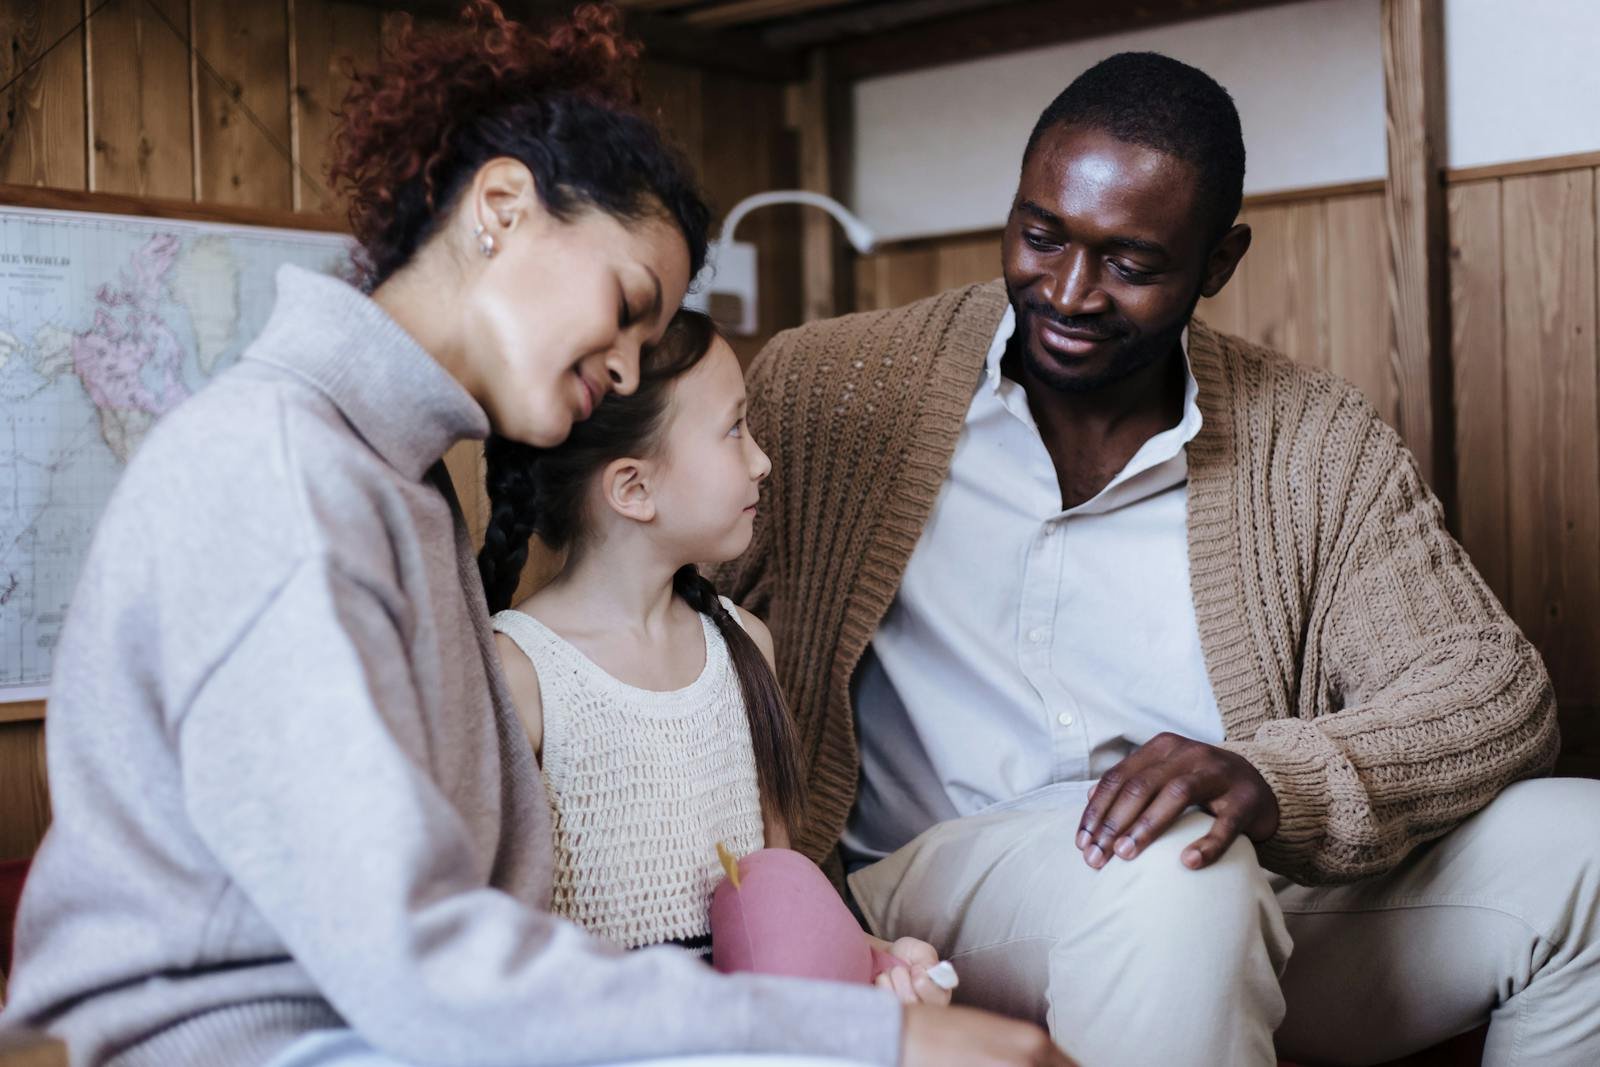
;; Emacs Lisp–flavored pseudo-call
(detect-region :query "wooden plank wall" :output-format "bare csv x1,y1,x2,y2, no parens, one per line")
853,171,1600,776
0,0,803,861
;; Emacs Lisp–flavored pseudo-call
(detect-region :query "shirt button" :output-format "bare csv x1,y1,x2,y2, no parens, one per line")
1028,628,1047,643
1057,712,1074,727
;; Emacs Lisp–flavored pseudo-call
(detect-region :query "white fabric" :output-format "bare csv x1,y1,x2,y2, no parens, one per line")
844,307,1222,864
493,597,765,951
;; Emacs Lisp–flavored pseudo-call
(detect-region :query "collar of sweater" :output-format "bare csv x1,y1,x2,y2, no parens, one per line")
248,265,489,481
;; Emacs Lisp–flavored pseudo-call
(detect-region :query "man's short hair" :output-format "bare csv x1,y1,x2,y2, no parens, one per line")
1024,52,1246,242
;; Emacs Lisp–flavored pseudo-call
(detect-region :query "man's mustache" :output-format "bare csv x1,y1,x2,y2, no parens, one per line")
1019,300,1128,341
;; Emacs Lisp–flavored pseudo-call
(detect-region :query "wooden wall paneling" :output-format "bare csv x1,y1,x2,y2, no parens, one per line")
88,0,193,199
933,233,1000,292
1238,201,1330,369
854,244,938,312
1447,179,1510,602
698,67,801,364
1499,169,1600,708
0,0,87,189
0,721,50,861
1198,208,1250,337
1325,192,1397,424
642,61,706,165
293,0,383,215
194,0,293,208
442,441,487,549
1382,0,1452,498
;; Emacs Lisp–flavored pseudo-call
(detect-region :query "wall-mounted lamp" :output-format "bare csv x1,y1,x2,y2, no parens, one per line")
684,190,877,336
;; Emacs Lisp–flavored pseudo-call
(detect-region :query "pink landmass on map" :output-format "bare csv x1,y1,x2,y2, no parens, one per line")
70,234,193,461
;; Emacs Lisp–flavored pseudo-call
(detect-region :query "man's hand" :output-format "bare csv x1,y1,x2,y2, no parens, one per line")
902,1004,1078,1066
1075,732,1279,870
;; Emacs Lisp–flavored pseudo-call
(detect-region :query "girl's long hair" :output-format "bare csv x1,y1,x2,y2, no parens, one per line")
477,310,804,836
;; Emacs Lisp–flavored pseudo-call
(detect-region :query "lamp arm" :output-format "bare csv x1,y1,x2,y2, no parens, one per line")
718,190,877,254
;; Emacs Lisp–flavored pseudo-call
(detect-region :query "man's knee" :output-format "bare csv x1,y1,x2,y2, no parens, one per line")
1465,777,1600,918
1078,811,1289,968
1478,777,1600,859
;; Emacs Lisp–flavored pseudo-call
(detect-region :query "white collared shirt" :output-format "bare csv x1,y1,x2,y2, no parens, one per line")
843,306,1223,865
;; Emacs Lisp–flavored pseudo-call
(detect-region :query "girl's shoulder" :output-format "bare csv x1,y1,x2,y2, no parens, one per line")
718,598,775,670
490,608,546,756
717,595,746,630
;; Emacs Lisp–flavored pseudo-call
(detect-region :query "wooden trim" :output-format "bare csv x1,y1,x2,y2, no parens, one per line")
1239,179,1386,208
856,161,1596,261
0,702,46,725
868,225,1002,256
863,179,1390,255
1381,0,1454,504
1446,150,1600,186
0,182,346,232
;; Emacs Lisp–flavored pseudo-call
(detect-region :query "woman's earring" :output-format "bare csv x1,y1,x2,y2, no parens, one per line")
473,223,496,259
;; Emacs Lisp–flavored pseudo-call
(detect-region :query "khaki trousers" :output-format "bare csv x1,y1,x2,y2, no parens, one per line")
847,778,1600,1067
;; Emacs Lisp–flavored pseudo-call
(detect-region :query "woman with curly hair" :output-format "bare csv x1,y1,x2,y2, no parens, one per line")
0,3,1068,1066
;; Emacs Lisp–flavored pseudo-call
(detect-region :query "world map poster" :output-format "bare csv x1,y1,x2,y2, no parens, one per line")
0,204,353,700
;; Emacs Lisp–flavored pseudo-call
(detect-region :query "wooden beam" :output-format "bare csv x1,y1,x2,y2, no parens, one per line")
827,0,1299,81
1381,0,1453,502
792,48,841,322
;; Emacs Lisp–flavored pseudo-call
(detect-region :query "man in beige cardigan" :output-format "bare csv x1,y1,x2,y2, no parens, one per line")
715,53,1599,1067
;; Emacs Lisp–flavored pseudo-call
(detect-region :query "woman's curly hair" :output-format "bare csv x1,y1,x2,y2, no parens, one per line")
329,1,709,288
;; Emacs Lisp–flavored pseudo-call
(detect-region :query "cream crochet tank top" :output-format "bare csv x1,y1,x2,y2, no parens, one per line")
491,597,766,955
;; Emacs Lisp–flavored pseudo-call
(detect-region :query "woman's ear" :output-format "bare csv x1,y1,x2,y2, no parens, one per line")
466,157,543,248
601,456,657,524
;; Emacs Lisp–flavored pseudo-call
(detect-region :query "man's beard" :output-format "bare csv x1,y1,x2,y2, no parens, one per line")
1007,288,1201,394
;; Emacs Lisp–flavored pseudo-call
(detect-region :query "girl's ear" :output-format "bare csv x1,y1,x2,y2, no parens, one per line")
601,456,656,523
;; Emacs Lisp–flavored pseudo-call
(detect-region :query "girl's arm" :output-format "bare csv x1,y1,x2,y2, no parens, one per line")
494,632,545,760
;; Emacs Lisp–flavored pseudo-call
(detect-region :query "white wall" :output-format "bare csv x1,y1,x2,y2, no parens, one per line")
851,0,1386,242
1444,0,1600,170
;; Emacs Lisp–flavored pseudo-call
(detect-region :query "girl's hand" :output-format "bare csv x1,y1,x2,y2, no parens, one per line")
872,936,953,1007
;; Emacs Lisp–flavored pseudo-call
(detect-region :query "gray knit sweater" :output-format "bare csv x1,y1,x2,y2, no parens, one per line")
0,266,901,1067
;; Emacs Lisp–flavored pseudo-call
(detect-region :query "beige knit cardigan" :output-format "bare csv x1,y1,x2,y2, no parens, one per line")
713,279,1559,886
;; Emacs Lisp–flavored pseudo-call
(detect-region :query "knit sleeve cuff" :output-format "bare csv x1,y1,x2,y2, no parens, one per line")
1222,721,1335,876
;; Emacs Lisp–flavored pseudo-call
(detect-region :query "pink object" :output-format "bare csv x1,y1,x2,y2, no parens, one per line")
710,848,897,984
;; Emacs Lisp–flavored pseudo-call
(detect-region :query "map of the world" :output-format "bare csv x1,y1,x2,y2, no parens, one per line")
0,205,353,699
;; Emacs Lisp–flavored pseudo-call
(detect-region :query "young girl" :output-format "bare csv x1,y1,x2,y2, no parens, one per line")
478,310,951,1008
